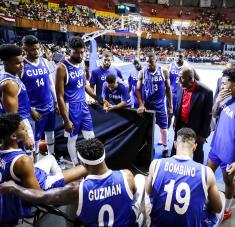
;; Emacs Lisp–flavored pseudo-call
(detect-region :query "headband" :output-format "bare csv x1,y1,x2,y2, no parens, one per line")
77,151,105,165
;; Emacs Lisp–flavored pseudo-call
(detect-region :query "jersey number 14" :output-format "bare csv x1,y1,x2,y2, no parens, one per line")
36,78,45,87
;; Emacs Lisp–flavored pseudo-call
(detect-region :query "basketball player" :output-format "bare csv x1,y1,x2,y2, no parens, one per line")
137,52,173,157
146,128,223,226
0,138,143,227
21,35,57,158
0,113,87,225
55,37,101,165
103,74,133,111
90,51,124,99
208,68,235,221
0,44,34,153
128,59,142,108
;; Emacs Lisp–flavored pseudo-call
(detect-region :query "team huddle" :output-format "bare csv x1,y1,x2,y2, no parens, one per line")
0,35,234,227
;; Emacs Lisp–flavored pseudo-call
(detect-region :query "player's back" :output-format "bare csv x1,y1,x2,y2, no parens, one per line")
0,149,32,225
77,170,137,227
149,156,207,227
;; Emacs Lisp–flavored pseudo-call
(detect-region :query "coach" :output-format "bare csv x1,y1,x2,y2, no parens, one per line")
171,66,213,164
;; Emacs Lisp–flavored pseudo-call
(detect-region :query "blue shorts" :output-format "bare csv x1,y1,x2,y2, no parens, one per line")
145,103,168,129
36,167,65,190
66,101,93,137
34,110,56,141
208,150,231,171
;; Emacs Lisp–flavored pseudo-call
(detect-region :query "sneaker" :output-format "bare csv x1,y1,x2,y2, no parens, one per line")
223,209,232,222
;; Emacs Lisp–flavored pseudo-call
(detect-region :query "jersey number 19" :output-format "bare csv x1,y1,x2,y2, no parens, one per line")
164,180,191,215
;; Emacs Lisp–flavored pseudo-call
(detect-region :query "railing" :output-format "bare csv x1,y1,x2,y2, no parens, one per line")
1,17,235,43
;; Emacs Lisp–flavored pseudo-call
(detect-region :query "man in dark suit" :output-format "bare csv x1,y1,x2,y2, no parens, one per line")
171,66,213,164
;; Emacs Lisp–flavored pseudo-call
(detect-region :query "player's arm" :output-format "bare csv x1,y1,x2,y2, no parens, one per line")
13,155,42,190
2,80,19,112
136,70,145,114
206,167,222,213
123,169,137,195
85,83,103,105
2,81,34,150
45,58,57,102
89,70,96,92
163,68,173,114
145,159,158,195
0,181,79,206
55,64,69,123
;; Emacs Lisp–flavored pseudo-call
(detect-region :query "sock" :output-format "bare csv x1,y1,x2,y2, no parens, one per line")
67,135,78,165
160,128,168,149
225,198,233,211
45,131,55,155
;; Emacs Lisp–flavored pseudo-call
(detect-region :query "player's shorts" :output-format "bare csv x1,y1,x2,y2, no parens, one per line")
145,103,168,129
65,101,93,137
208,150,231,171
201,208,219,227
34,109,56,141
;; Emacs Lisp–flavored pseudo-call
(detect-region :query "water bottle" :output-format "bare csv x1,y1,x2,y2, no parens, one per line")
59,156,65,170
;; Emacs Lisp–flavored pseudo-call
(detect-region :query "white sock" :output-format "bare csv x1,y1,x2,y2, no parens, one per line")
45,131,55,155
67,135,78,165
225,198,233,211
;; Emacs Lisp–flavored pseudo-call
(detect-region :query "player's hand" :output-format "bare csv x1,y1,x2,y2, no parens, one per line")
64,120,74,133
137,105,145,115
0,181,17,193
23,136,34,151
216,88,232,103
226,162,235,176
54,102,60,114
31,108,41,122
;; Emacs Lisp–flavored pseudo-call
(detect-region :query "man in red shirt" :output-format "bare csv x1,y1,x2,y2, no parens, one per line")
171,66,213,163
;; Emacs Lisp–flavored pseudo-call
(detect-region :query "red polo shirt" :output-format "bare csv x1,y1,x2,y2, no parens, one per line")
181,81,197,123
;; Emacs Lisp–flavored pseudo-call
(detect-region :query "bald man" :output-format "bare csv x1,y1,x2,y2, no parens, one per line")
171,66,213,164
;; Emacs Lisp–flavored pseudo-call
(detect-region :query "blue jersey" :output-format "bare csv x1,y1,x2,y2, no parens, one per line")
143,66,166,109
61,59,86,103
149,156,207,227
168,61,183,94
0,73,31,119
102,82,132,107
77,170,137,227
128,68,139,108
90,66,123,99
22,57,54,112
211,97,235,164
0,149,32,224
